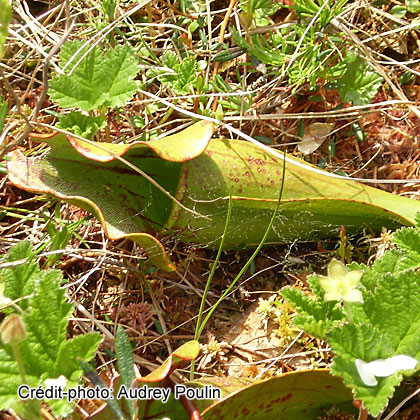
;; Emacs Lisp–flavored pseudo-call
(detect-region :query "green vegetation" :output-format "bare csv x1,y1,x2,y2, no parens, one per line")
1,0,420,418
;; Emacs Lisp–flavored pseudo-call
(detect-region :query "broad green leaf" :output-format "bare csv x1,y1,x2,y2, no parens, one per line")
363,271,420,355
54,333,103,380
20,270,74,377
0,0,11,60
56,111,107,140
390,5,407,18
0,242,102,417
392,227,420,270
49,41,138,111
201,370,355,420
8,122,420,271
328,324,399,417
327,52,383,105
348,249,406,292
328,270,420,416
0,241,39,310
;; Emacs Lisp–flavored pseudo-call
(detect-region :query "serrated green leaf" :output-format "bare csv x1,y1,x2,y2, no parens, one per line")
56,111,107,140
327,52,383,105
292,315,341,339
327,269,420,416
281,285,345,339
0,243,102,416
163,50,178,70
20,270,73,376
392,227,420,270
158,52,197,95
0,0,11,60
363,271,420,354
0,241,39,310
348,249,407,292
174,57,197,94
54,333,102,380
328,324,400,416
49,41,138,111
0,347,40,413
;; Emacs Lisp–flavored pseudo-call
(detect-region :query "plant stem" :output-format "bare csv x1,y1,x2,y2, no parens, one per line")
12,343,26,383
158,99,178,126
190,150,287,379
190,196,232,380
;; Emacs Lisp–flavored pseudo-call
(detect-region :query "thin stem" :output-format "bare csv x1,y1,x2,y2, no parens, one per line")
158,99,178,126
190,196,232,380
194,148,287,349
11,343,26,383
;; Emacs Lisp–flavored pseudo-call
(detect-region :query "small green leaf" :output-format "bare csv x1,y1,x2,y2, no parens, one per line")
116,326,135,418
281,283,345,339
390,5,407,18
158,52,197,95
101,0,119,20
352,123,366,142
49,41,139,111
400,71,414,85
0,0,11,60
56,111,107,139
174,57,196,94
327,52,383,105
0,96,8,134
406,0,420,13
239,0,281,27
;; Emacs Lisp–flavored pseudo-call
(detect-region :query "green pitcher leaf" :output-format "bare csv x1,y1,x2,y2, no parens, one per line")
7,121,420,271
201,369,355,420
